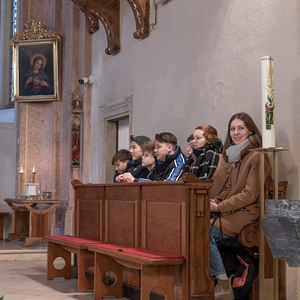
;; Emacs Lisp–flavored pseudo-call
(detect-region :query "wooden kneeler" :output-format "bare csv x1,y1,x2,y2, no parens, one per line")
43,235,101,293
47,242,94,292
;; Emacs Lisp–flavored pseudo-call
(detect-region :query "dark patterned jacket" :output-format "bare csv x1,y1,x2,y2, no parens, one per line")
184,139,222,180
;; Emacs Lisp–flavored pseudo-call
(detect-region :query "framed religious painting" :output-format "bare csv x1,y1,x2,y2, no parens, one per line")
12,38,59,102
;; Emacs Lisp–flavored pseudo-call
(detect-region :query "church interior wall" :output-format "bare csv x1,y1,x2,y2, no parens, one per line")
0,0,93,236
91,0,300,202
1,0,300,297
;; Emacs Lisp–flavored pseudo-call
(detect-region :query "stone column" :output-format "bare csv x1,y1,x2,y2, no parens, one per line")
0,0,12,109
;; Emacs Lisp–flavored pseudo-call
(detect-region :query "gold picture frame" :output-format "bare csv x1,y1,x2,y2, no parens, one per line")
12,38,59,102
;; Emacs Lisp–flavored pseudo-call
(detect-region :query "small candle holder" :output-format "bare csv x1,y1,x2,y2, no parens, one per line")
18,166,24,195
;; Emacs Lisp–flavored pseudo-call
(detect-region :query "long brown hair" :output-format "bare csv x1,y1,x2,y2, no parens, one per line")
195,125,220,142
222,112,262,160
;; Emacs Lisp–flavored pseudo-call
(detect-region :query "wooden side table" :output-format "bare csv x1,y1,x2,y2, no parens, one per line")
4,198,60,247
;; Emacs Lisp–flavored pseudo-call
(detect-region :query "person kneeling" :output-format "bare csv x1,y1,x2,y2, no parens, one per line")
122,141,156,183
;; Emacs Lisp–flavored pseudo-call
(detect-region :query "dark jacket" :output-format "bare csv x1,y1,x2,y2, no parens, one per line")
136,167,156,182
155,146,186,181
124,158,148,178
113,173,120,183
184,139,223,180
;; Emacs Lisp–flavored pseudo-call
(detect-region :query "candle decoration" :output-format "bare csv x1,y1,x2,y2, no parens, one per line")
261,56,275,148
31,166,36,183
18,166,24,195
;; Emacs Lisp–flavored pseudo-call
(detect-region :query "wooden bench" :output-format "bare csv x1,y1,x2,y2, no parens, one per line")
42,235,104,292
0,212,9,240
43,176,287,299
44,175,215,299
89,243,185,299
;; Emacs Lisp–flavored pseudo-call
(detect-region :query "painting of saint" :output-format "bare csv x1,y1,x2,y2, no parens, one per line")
20,55,54,96
13,39,59,102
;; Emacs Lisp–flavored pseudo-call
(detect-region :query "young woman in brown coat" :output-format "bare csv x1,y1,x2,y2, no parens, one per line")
210,112,272,300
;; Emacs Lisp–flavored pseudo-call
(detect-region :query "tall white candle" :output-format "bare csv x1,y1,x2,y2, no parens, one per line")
261,56,275,148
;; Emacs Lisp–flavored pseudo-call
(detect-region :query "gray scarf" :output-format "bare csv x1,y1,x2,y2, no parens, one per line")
226,136,253,168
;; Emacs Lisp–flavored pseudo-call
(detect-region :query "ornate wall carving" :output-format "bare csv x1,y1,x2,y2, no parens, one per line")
126,0,149,39
71,0,150,55
71,0,121,55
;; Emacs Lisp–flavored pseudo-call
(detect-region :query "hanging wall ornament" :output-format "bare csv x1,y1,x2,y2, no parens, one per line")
70,93,82,168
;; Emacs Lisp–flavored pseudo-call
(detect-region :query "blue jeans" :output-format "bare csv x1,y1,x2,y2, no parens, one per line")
210,225,231,276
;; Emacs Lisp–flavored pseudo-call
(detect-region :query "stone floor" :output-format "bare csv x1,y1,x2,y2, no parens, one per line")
0,240,95,300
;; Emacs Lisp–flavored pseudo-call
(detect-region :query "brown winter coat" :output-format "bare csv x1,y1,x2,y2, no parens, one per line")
211,145,272,236
210,154,231,198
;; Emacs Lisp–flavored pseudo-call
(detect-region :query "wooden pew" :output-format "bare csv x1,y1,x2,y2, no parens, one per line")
89,180,188,299
44,176,287,299
74,175,214,299
44,175,215,299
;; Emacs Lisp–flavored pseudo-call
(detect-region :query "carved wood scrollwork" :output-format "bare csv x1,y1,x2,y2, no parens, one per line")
126,0,150,39
71,0,121,55
71,0,150,55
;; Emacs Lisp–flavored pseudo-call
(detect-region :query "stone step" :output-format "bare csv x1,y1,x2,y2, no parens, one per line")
0,240,47,261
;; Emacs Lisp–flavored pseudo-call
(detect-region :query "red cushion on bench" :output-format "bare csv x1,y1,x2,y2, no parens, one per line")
45,235,103,245
91,243,184,259
0,212,9,215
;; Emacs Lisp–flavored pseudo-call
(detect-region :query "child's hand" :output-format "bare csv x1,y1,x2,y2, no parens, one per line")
115,174,124,182
122,173,135,183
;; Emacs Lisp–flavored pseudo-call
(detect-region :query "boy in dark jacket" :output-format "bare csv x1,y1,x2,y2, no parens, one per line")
122,141,156,182
154,132,186,181
111,149,132,182
116,135,150,182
